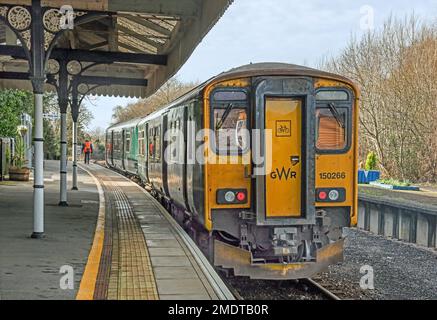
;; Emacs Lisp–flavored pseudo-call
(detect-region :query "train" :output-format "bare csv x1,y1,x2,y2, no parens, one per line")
105,63,359,279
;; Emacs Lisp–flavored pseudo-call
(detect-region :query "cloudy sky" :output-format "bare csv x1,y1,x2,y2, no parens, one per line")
86,0,437,130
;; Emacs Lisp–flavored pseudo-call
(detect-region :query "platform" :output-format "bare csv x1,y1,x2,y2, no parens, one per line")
0,160,99,300
358,185,437,249
0,160,233,300
81,163,232,300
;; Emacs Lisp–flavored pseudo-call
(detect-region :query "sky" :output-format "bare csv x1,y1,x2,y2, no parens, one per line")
85,0,437,130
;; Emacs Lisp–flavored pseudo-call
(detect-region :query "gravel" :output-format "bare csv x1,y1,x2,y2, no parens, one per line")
226,228,437,300
227,277,327,300
318,228,437,300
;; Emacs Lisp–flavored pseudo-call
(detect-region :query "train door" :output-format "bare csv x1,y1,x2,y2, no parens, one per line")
110,131,114,166
254,77,316,226
145,123,149,183
264,97,302,217
122,129,126,170
162,114,170,197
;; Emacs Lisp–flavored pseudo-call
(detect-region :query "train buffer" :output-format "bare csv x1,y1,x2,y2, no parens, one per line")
0,160,233,300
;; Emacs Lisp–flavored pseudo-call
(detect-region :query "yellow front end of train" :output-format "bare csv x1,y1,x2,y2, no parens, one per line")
201,65,359,279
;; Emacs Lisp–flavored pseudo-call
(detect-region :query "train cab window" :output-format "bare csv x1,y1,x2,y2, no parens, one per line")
211,89,249,154
316,108,347,150
316,90,352,153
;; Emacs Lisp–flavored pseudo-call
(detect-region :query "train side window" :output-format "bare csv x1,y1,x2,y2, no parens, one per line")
155,126,161,161
211,88,249,154
316,106,348,151
149,128,155,160
125,131,131,153
138,130,145,155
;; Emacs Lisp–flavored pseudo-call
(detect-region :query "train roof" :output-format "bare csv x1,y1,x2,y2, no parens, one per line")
107,117,143,131
114,63,357,130
213,62,355,85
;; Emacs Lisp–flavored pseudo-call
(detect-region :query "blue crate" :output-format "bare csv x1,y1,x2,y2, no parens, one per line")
358,170,380,184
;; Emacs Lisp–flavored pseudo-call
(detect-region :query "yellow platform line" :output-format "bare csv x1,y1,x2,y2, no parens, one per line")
76,164,106,300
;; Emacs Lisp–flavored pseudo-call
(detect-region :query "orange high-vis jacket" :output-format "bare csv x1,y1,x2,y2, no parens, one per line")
83,141,92,153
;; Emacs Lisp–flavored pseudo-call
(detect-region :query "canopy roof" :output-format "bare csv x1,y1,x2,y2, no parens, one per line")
0,0,233,98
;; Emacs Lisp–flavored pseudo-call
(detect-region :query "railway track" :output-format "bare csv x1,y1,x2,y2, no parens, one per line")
225,276,342,300
304,278,341,300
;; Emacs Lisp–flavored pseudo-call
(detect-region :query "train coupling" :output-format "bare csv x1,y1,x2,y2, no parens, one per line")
272,227,299,256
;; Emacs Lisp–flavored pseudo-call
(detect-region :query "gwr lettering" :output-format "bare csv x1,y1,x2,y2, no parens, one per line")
270,167,297,181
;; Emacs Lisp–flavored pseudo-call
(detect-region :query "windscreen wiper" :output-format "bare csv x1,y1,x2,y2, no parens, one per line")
215,103,234,130
328,103,345,129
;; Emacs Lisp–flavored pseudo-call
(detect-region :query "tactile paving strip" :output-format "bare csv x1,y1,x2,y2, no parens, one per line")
93,174,158,300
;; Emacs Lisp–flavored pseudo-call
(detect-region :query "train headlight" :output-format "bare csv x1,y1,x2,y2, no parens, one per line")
328,190,340,201
224,191,236,203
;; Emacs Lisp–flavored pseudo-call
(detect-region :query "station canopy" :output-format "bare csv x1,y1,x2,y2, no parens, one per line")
0,0,233,98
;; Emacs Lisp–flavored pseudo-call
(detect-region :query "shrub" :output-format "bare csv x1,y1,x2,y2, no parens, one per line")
365,151,378,171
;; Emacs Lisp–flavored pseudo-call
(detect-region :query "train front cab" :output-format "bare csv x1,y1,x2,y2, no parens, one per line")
205,75,359,279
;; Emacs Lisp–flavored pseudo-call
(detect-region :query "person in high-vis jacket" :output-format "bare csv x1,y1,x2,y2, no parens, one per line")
82,139,93,164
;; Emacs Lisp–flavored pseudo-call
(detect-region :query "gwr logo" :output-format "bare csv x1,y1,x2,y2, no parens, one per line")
270,167,297,181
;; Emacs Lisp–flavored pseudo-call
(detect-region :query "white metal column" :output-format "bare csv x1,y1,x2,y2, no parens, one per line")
32,93,44,238
59,112,68,206
72,121,78,190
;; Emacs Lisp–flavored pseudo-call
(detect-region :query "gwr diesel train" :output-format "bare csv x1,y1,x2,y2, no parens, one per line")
106,63,359,279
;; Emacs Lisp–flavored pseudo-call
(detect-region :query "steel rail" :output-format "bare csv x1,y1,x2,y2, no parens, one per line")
306,278,341,300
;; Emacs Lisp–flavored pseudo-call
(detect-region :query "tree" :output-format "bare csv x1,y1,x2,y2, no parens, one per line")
365,152,377,171
111,76,199,123
0,89,95,160
322,15,437,182
0,89,33,137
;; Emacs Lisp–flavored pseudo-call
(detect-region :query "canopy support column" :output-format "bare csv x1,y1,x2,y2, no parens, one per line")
71,84,79,191
31,92,44,238
30,0,46,239
58,62,69,206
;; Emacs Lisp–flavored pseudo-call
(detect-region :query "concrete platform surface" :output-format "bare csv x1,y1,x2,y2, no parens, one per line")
359,185,437,212
85,164,220,300
0,160,99,300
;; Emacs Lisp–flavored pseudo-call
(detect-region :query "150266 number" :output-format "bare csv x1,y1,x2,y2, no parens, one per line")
319,172,346,180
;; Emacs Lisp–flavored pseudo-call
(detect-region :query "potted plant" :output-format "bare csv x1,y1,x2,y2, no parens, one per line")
358,151,381,184
9,126,30,181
